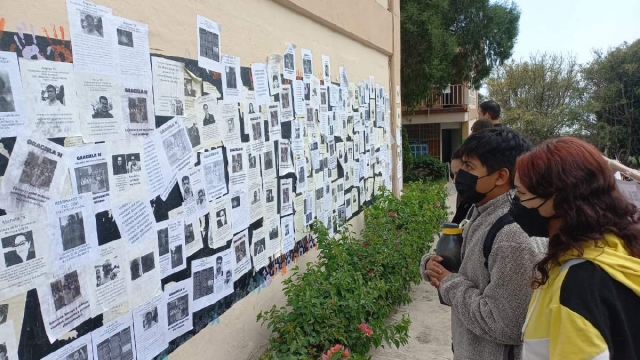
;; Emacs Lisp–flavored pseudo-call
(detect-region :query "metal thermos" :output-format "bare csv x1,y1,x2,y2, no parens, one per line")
435,223,463,306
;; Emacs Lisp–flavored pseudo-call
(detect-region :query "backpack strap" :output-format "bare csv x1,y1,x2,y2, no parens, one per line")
483,213,515,269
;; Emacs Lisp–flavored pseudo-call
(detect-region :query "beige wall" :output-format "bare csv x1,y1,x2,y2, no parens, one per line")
404,112,470,125
3,0,398,358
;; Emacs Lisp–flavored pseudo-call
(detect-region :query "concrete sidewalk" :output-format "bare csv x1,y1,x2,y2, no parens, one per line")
370,183,457,360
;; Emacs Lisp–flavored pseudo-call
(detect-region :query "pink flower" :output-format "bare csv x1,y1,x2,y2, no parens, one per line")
367,269,375,276
342,348,351,358
388,211,398,218
323,344,349,359
358,323,374,337
363,241,370,247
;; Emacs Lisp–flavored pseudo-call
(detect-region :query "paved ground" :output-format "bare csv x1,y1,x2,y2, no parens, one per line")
370,183,457,360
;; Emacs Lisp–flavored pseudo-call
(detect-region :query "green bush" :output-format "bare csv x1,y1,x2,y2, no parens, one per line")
257,181,448,359
404,155,448,182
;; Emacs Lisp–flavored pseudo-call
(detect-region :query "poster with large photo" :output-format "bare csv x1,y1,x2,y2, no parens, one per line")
19,59,81,137
232,230,251,280
155,117,193,198
301,48,313,83
280,85,294,122
66,0,115,74
0,212,50,301
126,239,161,309
89,240,129,317
208,195,232,249
76,73,125,142
42,333,94,360
0,51,27,136
107,138,148,205
230,185,250,233
265,215,281,257
197,15,222,72
177,166,209,220
184,218,203,257
282,44,296,81
201,148,227,201
0,137,67,211
268,102,281,141
227,145,247,187
183,69,202,117
47,194,99,269
279,139,294,176
221,55,242,102
221,101,241,146
213,249,234,302
91,313,137,360
281,215,295,253
251,227,268,270
132,295,168,360
113,16,152,79
151,57,184,116
121,84,155,138
262,177,277,216
38,266,93,342
195,95,221,146
249,178,264,224
165,279,193,341
280,178,293,216
267,54,282,97
67,143,112,211
261,141,276,180
191,255,216,312
156,218,186,279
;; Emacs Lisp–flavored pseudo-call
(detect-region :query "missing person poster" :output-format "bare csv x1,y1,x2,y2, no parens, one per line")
227,145,247,187
321,55,331,84
0,51,28,136
126,238,161,309
75,73,125,142
195,95,221,147
201,148,227,201
267,54,282,97
197,15,222,72
221,55,242,102
265,215,281,257
155,117,193,198
151,57,184,117
279,139,294,175
251,63,269,106
0,137,67,211
89,240,129,317
230,185,250,233
67,143,112,211
301,48,313,83
0,321,18,360
91,313,137,360
0,212,50,301
66,0,115,74
221,101,241,146
268,102,281,141
208,195,232,249
249,178,264,224
113,200,155,246
107,138,147,205
38,266,93,342
121,84,155,138
113,16,153,79
47,194,99,269
132,295,168,360
281,215,295,253
178,166,209,220
282,44,296,81
232,230,251,280
164,279,193,340
156,218,186,279
191,255,216,311
213,249,234,302
251,227,268,270
262,141,276,180
42,333,94,360
185,218,204,257
280,178,293,216
19,59,81,137
280,85,294,122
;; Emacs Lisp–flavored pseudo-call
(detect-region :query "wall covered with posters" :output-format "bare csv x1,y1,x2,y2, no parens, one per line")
0,0,400,359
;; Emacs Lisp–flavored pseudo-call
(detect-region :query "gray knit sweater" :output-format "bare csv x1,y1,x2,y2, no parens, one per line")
420,193,547,360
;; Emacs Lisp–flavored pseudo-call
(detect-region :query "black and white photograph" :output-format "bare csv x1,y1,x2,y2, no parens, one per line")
252,122,262,141
231,153,243,173
96,327,133,360
181,176,193,199
50,270,82,311
199,27,220,62
197,189,207,210
269,226,278,240
157,228,169,256
0,70,16,113
162,130,190,168
215,256,224,279
303,57,312,75
249,155,257,169
234,240,247,264
95,210,121,245
315,188,323,201
270,110,279,128
111,155,127,175
129,258,142,281
266,189,275,203
282,91,291,110
202,103,215,126
185,223,196,245
142,307,159,331
193,266,214,300
80,12,104,37
60,212,86,251
1,231,35,267
141,252,155,273
170,245,183,269
130,251,155,281
280,145,290,163
264,151,274,170
167,294,189,326
225,66,237,89
127,97,148,123
0,304,8,325
284,224,290,236
186,121,201,149
284,53,294,73
91,95,114,119
297,166,306,184
282,188,290,204
184,78,196,97
226,116,235,132
205,159,225,186
116,28,134,48
94,259,120,288
74,163,109,194
216,209,227,228
66,345,89,360
251,190,261,205
231,196,241,209
126,153,141,173
254,238,266,256
18,151,57,190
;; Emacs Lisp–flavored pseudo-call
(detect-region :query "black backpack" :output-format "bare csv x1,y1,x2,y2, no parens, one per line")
465,208,515,268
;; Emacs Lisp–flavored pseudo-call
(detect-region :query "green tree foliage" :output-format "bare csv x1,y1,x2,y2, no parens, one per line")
486,53,589,144
582,40,640,165
401,126,413,177
401,0,520,109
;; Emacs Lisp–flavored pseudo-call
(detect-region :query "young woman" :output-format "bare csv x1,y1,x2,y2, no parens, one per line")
511,137,640,359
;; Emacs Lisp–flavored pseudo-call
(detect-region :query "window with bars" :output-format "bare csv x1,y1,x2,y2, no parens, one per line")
405,124,441,159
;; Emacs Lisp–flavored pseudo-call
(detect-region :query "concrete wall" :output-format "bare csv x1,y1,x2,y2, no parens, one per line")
2,0,398,358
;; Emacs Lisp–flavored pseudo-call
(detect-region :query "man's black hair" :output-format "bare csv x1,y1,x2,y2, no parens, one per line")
471,118,493,133
452,146,463,160
99,96,108,103
459,127,531,185
479,100,501,120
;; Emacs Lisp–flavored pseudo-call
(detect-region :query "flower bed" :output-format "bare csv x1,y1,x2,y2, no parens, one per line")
257,181,448,359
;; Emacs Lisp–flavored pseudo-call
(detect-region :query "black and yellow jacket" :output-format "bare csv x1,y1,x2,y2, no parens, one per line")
522,234,640,359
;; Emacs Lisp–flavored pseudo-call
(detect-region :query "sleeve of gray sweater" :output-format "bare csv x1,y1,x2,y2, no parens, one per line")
438,233,541,345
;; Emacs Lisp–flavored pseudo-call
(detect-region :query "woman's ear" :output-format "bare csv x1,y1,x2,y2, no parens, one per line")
495,168,511,186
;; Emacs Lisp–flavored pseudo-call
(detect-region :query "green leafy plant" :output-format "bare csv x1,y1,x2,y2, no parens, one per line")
404,155,448,182
401,126,413,178
257,182,448,359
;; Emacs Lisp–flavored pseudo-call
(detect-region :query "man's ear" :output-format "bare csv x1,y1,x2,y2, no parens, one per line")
495,168,511,186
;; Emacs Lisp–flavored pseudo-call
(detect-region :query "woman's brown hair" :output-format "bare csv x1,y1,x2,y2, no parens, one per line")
516,137,640,287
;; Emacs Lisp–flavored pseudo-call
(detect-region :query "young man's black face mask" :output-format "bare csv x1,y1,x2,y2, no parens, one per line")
454,169,497,204
509,196,551,238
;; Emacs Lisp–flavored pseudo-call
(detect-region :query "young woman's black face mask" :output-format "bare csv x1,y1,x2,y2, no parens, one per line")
509,196,551,238
454,169,497,204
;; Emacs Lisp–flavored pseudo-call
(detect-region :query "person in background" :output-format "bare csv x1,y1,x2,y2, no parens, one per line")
471,118,494,134
479,100,502,127
450,147,472,225
424,127,546,360
512,137,640,360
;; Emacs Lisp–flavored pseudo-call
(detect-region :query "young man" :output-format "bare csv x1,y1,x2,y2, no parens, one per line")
423,128,547,360
479,100,502,127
